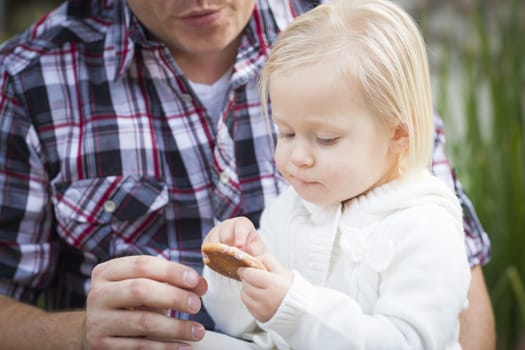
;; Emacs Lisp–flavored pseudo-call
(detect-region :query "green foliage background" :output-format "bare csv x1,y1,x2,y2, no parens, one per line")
431,1,525,349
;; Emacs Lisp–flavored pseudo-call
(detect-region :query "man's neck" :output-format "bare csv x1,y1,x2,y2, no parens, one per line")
171,36,241,84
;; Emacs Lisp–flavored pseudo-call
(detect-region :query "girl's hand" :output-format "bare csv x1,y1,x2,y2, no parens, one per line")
238,254,293,323
203,217,266,257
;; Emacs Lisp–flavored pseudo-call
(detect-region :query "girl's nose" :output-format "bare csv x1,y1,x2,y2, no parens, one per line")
290,142,314,167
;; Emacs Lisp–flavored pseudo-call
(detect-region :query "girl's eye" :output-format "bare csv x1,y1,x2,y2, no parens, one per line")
278,132,295,139
317,137,339,145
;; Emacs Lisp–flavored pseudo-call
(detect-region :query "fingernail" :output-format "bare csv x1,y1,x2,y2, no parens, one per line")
192,324,205,339
237,267,246,278
187,295,200,313
183,270,198,285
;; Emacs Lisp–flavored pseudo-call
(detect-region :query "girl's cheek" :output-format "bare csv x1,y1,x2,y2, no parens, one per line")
274,148,286,171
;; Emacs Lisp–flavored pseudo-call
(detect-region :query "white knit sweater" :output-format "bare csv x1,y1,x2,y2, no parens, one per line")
203,170,471,349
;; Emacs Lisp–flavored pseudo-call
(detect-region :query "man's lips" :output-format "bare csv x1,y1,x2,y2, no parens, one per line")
178,9,222,27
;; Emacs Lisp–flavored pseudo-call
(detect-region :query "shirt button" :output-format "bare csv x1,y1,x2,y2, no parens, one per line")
180,93,192,103
103,200,116,213
219,171,229,184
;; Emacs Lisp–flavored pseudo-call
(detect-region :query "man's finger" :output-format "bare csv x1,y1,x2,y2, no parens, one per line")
87,278,202,313
91,255,202,290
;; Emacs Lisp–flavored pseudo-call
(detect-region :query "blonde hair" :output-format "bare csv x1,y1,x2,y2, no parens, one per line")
260,0,434,172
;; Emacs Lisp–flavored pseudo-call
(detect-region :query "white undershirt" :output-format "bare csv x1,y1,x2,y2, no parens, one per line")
189,70,232,127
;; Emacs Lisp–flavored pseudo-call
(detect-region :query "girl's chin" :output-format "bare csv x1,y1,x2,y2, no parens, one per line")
294,190,330,206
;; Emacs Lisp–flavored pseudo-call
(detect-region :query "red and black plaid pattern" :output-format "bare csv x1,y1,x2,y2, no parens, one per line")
0,0,489,321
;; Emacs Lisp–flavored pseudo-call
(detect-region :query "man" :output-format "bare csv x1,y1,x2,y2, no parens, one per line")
0,0,494,349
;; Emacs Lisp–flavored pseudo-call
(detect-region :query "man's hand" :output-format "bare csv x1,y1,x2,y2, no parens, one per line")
84,255,208,349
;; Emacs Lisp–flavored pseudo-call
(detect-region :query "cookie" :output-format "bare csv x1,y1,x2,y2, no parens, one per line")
202,242,266,281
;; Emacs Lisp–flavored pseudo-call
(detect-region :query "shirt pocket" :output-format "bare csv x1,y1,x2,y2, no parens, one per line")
52,175,169,260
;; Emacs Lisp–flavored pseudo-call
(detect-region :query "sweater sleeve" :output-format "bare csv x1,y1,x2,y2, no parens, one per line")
202,189,300,344
201,266,257,337
258,205,471,350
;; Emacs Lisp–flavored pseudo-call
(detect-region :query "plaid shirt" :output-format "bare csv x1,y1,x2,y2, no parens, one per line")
0,0,489,318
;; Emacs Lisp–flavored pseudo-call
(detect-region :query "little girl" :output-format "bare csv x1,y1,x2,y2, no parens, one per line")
201,0,471,348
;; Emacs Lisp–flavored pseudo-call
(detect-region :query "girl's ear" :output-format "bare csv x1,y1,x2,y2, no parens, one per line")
389,124,409,154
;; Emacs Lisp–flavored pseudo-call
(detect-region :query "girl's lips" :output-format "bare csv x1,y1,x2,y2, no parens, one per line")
288,174,314,186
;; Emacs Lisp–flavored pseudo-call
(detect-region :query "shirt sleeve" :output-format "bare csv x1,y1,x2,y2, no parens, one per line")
0,69,57,303
431,113,491,267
